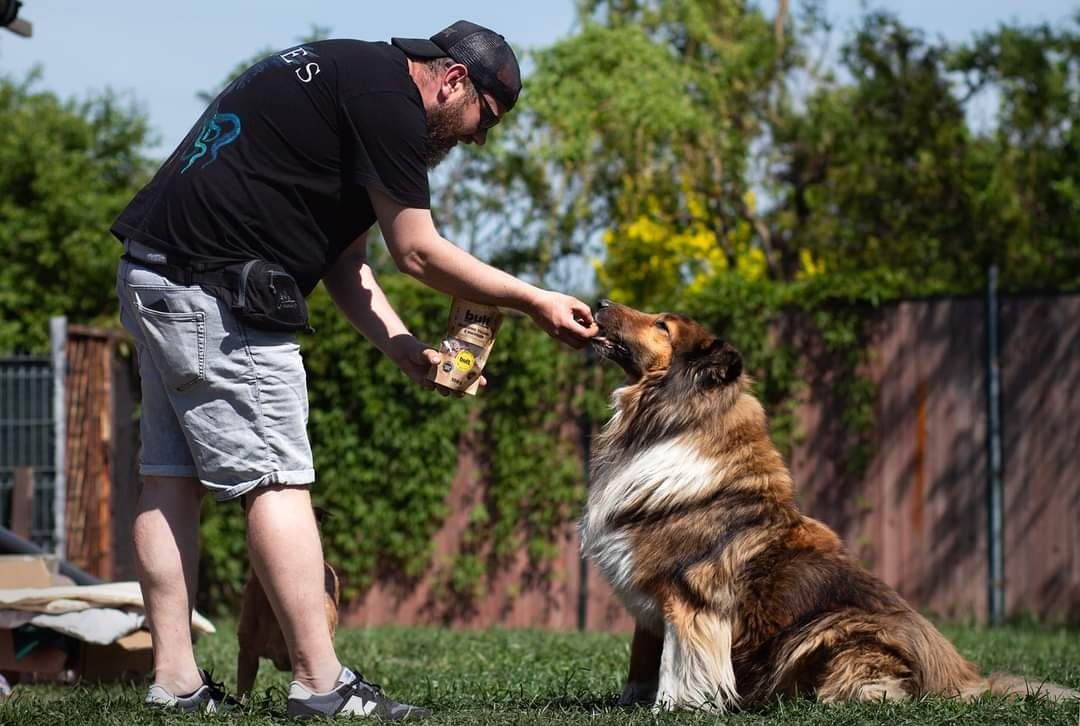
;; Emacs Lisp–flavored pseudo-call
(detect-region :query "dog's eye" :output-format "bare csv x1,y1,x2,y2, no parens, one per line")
654,319,669,333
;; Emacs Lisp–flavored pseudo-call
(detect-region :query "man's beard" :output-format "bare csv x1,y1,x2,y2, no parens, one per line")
424,96,469,169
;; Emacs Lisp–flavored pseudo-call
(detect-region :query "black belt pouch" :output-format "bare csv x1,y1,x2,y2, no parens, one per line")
225,260,312,333
123,253,313,334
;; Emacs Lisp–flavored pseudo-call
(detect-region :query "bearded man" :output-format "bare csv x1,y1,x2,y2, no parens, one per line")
111,20,596,719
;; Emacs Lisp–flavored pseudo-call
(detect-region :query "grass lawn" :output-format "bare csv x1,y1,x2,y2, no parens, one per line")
1,620,1077,724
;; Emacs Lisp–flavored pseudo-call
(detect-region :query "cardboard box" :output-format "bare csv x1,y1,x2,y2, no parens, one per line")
0,627,153,683
0,627,67,675
77,629,153,682
0,556,55,589
430,299,503,395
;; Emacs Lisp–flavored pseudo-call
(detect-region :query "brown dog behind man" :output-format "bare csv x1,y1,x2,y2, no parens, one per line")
582,299,1079,713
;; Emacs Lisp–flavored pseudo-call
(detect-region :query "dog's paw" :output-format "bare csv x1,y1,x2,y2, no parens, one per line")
618,680,659,707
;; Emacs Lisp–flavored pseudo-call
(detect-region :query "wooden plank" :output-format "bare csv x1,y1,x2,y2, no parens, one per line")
97,339,114,580
11,467,34,539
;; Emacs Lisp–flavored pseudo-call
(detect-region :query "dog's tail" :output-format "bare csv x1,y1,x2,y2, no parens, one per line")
910,612,1079,702
960,673,1080,702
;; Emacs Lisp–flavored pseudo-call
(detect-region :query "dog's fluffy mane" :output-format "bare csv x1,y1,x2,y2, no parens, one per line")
589,366,796,531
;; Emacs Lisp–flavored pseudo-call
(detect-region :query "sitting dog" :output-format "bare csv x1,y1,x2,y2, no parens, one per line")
582,300,1077,712
236,505,340,699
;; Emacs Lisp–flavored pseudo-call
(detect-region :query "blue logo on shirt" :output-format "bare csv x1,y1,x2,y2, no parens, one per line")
180,112,242,173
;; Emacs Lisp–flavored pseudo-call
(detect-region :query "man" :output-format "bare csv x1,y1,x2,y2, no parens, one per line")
112,20,596,719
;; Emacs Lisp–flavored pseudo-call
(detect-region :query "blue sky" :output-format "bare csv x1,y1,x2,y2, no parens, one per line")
1,1,1074,157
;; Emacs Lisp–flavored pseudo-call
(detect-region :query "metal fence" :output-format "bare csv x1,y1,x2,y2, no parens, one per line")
0,318,140,578
0,355,58,549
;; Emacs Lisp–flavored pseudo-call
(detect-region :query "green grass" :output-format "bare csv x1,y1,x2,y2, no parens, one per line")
1,621,1078,724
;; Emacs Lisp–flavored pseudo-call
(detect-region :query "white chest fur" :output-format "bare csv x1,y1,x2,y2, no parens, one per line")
581,437,720,627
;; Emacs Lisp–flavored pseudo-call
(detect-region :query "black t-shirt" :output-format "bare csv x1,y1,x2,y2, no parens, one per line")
112,40,429,295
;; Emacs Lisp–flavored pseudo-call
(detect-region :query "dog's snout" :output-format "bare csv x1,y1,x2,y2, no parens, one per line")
598,299,613,309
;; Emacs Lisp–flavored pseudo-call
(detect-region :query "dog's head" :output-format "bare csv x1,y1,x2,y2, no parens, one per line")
591,300,742,389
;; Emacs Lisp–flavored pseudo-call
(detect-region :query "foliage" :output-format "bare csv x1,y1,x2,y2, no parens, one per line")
0,71,154,353
445,7,1080,300
2,622,1077,724
443,318,595,599
434,1,807,291
948,18,1080,291
770,12,1080,293
303,273,468,595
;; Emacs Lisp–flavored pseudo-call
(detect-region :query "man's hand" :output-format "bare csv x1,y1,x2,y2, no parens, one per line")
528,290,599,348
391,336,439,389
390,335,485,397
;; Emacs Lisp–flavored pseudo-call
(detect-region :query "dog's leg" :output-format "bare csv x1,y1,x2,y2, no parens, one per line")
618,622,662,706
655,602,738,713
236,571,262,699
236,649,260,700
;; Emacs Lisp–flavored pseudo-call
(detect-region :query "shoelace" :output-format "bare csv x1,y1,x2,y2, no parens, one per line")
200,670,241,708
347,669,384,696
199,670,225,696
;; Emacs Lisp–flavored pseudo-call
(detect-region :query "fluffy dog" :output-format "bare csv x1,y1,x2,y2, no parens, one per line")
236,505,340,699
582,299,1077,712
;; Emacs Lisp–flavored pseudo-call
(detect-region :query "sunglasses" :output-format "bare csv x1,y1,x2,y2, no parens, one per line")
474,85,499,131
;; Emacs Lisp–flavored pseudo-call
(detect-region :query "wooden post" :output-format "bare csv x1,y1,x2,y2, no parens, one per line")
97,342,114,580
11,467,34,540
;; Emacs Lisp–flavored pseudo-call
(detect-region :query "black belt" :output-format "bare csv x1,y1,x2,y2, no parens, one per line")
122,253,241,289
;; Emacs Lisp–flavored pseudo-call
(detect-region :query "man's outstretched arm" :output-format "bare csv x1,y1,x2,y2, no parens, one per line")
370,189,598,348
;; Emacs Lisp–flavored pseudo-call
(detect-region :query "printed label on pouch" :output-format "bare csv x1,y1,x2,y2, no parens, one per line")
454,350,475,372
430,299,503,396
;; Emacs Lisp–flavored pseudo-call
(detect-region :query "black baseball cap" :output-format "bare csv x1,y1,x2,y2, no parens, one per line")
392,20,521,110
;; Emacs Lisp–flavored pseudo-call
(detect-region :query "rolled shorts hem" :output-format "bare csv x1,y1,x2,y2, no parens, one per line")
210,469,316,502
140,464,199,479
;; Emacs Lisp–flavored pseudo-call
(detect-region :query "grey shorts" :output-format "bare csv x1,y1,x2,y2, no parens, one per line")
116,243,314,500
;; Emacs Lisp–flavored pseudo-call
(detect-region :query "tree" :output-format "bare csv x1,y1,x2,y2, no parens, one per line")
769,12,983,291
440,4,1080,304
434,0,821,305
0,70,154,353
949,18,1080,290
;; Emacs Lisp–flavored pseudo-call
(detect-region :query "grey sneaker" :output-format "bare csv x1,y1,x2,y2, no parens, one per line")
145,669,240,713
287,667,430,720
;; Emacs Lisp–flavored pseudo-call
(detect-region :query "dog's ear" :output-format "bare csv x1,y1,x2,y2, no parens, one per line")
698,339,742,387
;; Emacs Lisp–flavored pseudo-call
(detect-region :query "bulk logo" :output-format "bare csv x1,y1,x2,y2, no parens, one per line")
454,350,475,372
463,311,491,326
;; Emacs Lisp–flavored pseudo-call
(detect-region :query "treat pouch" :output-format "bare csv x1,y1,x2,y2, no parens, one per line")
430,299,503,395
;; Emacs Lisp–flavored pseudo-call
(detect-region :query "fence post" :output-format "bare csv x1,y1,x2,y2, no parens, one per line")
985,266,1004,626
50,316,66,560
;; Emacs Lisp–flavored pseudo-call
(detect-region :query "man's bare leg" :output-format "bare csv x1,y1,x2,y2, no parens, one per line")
133,474,205,695
245,484,342,693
